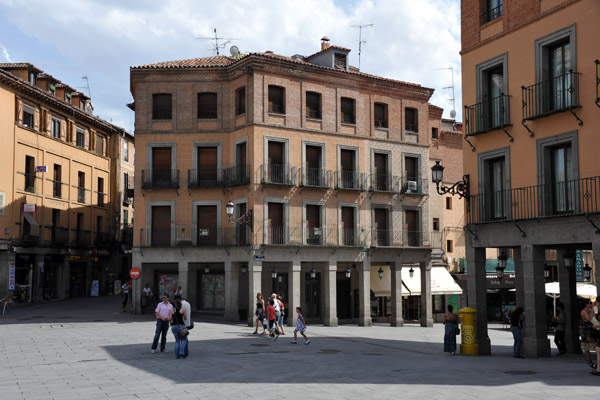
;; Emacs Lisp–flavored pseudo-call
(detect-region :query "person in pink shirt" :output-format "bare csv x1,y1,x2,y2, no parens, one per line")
151,294,173,353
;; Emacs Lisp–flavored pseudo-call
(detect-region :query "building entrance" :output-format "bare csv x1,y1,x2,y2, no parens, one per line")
198,273,225,311
69,262,87,297
336,272,352,319
305,272,321,319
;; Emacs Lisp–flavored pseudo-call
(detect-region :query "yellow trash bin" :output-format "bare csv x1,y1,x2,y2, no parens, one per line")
459,307,479,355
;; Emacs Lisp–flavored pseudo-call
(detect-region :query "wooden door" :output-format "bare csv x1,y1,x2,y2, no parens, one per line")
405,157,417,182
305,272,321,319
306,204,321,245
374,208,388,246
268,202,284,244
152,147,171,186
197,147,218,186
197,205,217,245
374,153,387,190
305,145,321,186
152,206,171,246
341,206,354,245
236,142,247,185
340,149,355,188
268,141,284,183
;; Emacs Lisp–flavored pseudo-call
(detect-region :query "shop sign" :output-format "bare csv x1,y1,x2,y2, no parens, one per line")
23,204,36,213
575,250,584,282
8,264,15,290
253,255,265,261
129,268,141,279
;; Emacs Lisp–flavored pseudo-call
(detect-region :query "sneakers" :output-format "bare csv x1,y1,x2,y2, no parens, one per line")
161,349,169,353
514,354,524,358
274,333,279,341
253,331,258,334
290,341,297,344
305,340,311,345
151,349,156,354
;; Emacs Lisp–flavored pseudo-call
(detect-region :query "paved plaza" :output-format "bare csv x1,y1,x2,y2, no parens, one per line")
0,297,593,399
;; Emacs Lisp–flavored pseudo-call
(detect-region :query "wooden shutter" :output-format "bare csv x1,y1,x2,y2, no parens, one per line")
268,141,283,166
198,93,217,118
268,86,284,113
341,97,354,123
84,128,90,149
341,206,354,245
374,208,388,246
197,147,218,171
306,92,321,118
153,147,171,171
340,149,354,172
405,209,418,246
268,203,283,227
305,146,320,170
197,205,217,245
152,206,171,246
152,94,172,120
374,153,387,177
405,157,417,181
306,205,320,228
237,142,246,166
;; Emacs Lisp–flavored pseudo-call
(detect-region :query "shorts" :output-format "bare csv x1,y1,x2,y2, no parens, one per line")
582,342,596,351
268,319,277,331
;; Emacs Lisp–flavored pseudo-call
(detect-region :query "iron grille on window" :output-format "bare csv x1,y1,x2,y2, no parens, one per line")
482,0,503,23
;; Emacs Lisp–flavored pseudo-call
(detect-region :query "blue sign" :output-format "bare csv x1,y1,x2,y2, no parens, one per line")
575,250,584,282
253,255,265,261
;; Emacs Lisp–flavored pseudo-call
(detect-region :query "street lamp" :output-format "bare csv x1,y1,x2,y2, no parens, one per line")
345,268,351,279
225,200,253,231
240,264,248,274
378,266,384,280
543,263,551,280
584,263,592,282
409,267,414,279
310,268,316,279
271,269,277,279
496,252,508,281
431,161,470,199
562,252,573,268
204,266,210,274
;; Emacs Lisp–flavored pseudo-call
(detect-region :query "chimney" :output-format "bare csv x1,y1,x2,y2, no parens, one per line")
321,36,330,51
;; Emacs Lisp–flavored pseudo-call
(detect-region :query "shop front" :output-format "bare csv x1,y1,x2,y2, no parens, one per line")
13,254,34,303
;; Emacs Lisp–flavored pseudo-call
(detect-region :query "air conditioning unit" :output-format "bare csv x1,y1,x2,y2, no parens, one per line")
406,180,418,193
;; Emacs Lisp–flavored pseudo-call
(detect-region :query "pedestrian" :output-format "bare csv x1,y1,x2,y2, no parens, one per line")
553,302,566,356
170,298,188,359
291,307,310,345
141,284,152,314
271,293,281,332
173,286,183,297
510,307,525,358
277,294,286,335
266,298,279,341
151,294,173,354
120,281,130,312
590,318,600,376
177,295,192,358
580,300,596,368
443,304,459,355
253,292,267,335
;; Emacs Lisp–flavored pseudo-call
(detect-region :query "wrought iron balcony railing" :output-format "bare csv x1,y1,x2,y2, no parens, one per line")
368,230,442,248
467,176,600,225
522,71,581,122
48,226,69,244
482,3,503,23
141,169,180,189
139,225,251,247
300,168,332,188
335,171,367,191
18,172,40,194
188,169,224,189
464,94,511,136
223,164,251,187
400,177,427,195
369,174,401,193
260,164,296,185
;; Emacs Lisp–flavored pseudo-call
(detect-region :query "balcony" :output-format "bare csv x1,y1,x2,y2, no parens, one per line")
139,225,251,247
260,164,296,185
300,168,332,188
467,176,600,225
49,180,69,199
75,230,91,246
48,226,69,244
369,174,401,193
141,169,180,189
76,187,88,203
368,230,442,248
400,178,427,195
19,172,40,194
522,71,581,122
188,169,224,189
123,175,134,204
464,94,511,136
95,232,110,247
482,3,503,24
121,224,133,249
223,164,251,187
335,171,367,191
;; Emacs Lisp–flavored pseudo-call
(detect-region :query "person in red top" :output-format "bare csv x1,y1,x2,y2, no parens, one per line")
266,299,279,341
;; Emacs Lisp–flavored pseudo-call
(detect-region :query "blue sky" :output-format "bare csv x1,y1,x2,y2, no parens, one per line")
0,0,461,132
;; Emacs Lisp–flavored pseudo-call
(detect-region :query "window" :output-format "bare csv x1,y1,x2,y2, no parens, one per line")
447,239,453,253
123,209,129,225
53,164,62,198
483,0,503,23
405,108,418,132
78,171,85,203
306,92,321,119
76,128,84,148
478,147,511,222
25,155,35,192
488,157,506,219
334,53,347,70
51,118,61,139
152,93,172,120
446,197,452,210
432,128,438,139
95,134,104,155
235,87,246,116
97,177,105,207
433,218,439,231
268,86,285,114
124,140,129,162
198,92,218,119
374,103,388,128
23,104,34,128
0,192,5,215
341,97,355,124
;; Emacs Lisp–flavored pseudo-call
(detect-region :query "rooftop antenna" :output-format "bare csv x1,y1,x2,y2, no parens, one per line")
77,76,91,98
197,28,239,55
351,24,373,70
437,66,456,124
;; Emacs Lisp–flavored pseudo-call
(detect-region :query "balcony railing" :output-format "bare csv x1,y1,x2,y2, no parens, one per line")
342,114,355,124
464,94,511,136
76,187,88,203
141,169,180,189
139,226,251,247
368,230,442,248
48,179,69,199
224,164,251,187
335,171,367,191
95,232,110,247
18,172,40,194
369,174,401,193
522,71,581,121
188,169,223,189
300,168,332,188
97,192,106,207
48,226,69,244
260,164,296,185
400,178,427,195
75,230,91,246
482,3,503,23
121,224,133,248
374,120,388,129
467,176,600,225
269,104,285,114
124,175,134,203
405,123,418,132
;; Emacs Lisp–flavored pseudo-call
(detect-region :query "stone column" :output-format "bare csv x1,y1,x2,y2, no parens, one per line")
558,253,579,354
178,261,189,298
247,259,262,327
513,247,525,310
521,244,551,357
358,255,372,327
33,254,45,303
288,257,301,327
323,259,338,326
420,260,433,327
224,260,239,322
85,259,93,298
390,262,403,327
466,238,491,355
132,249,142,314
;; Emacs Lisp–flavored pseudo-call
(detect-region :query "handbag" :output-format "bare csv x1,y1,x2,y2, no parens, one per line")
187,321,194,330
179,327,189,338
455,325,460,335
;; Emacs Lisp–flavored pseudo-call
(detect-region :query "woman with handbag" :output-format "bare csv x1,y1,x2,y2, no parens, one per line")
170,298,188,359
443,304,459,355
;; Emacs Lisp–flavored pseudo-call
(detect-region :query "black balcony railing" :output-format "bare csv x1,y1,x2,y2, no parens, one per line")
19,172,39,193
467,176,600,225
97,192,106,207
340,228,359,246
49,226,69,244
141,169,180,189
77,187,87,203
335,171,366,191
75,230,91,246
224,164,251,187
482,2,503,23
188,169,223,189
522,71,581,121
464,94,511,136
139,226,251,247
369,174,400,192
307,109,321,119
342,114,355,124
405,123,418,132
260,164,296,185
301,168,331,188
374,120,388,128
49,180,68,199
367,230,441,248
95,232,110,247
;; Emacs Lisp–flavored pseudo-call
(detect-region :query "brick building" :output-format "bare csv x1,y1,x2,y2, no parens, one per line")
461,0,600,356
130,38,461,326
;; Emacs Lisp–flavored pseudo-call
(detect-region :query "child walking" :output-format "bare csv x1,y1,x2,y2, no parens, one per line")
291,307,310,345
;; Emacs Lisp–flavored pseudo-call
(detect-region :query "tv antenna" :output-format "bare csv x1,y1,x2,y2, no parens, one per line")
77,76,91,98
351,24,373,70
197,28,239,56
437,66,456,120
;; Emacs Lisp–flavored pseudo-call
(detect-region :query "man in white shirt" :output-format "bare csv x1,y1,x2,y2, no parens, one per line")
177,295,192,357
271,293,281,332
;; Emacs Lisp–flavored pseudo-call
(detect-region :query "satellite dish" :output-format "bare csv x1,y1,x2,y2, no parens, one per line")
450,109,456,119
230,45,240,57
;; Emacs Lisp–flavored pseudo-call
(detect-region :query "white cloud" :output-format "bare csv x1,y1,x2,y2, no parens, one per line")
0,44,10,62
0,0,462,130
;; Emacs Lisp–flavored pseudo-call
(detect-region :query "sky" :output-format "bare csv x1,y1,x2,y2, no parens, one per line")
0,0,461,133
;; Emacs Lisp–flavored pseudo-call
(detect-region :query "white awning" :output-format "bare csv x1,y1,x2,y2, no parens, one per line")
23,213,40,237
370,266,463,297
545,282,598,299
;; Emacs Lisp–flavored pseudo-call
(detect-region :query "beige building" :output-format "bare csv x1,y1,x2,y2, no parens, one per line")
130,38,461,326
0,63,129,302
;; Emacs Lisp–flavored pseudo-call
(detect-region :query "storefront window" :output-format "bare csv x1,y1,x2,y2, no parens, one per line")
433,295,445,313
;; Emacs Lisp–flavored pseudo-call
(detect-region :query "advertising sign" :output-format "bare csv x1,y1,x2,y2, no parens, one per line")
23,204,36,213
576,250,584,282
35,166,48,173
8,264,15,290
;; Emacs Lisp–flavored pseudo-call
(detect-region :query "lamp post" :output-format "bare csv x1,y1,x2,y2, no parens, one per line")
409,267,414,279
584,263,592,282
271,269,277,279
543,263,551,280
225,200,253,231
562,251,573,268
345,268,351,279
431,161,470,199
496,252,508,314
378,266,384,280
310,268,316,279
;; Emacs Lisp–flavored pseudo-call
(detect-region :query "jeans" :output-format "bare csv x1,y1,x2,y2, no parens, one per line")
151,319,169,351
555,329,566,354
511,326,522,356
278,311,284,327
171,324,188,358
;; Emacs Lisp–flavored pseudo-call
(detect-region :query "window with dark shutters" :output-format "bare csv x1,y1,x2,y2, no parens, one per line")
268,86,285,114
341,206,355,246
235,87,246,116
268,141,284,183
152,206,171,246
305,145,322,186
197,147,218,185
152,147,172,187
405,108,418,132
197,93,218,119
374,153,388,191
152,94,172,120
306,92,321,119
374,208,388,246
334,53,347,70
374,103,388,128
197,205,217,245
341,97,355,124
306,204,321,245
268,202,284,244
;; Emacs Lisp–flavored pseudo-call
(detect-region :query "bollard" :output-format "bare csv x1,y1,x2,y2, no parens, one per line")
459,307,479,355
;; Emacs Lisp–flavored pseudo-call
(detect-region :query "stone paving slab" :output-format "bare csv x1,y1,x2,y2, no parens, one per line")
0,297,596,399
